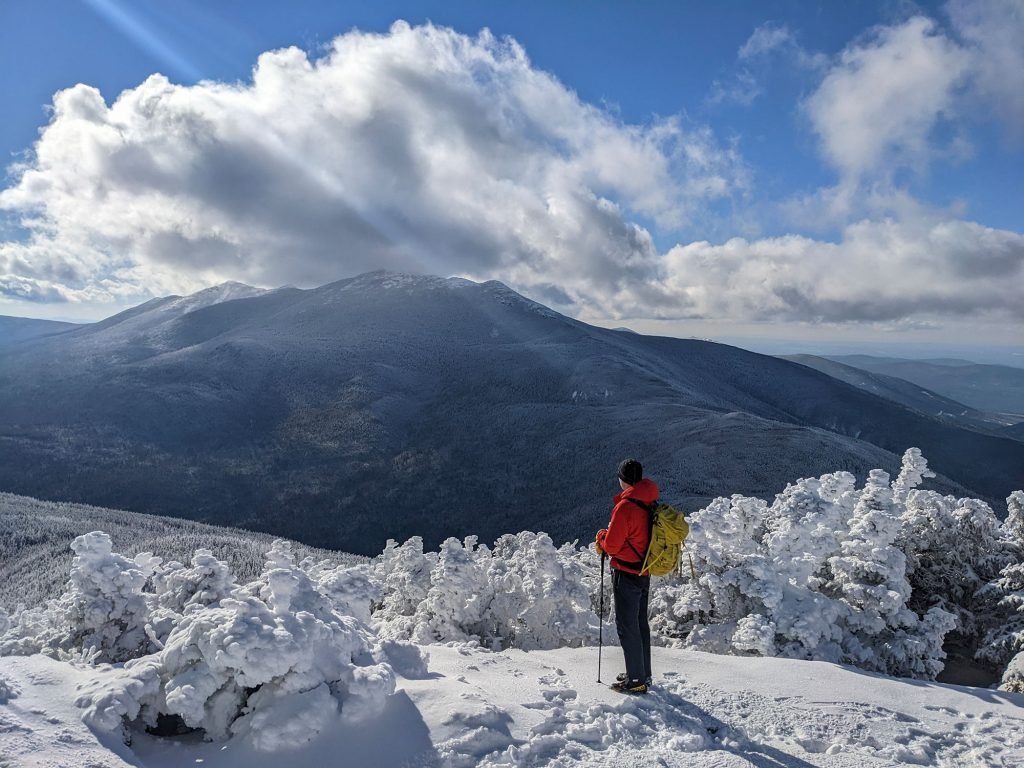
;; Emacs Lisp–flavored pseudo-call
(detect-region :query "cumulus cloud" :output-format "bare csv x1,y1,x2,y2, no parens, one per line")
1,18,1021,328
804,16,970,184
654,218,1024,323
804,1,1024,188
0,21,745,310
948,0,1024,139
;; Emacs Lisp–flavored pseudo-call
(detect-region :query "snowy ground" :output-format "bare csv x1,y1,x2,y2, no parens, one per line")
2,645,1023,768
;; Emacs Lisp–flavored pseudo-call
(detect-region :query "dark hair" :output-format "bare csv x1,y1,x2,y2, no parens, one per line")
618,458,643,485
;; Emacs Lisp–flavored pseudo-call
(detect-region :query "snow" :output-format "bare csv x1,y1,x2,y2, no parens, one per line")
2,451,1023,766
3,643,1024,767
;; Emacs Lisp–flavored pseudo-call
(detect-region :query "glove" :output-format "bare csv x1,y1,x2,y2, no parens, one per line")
595,530,606,556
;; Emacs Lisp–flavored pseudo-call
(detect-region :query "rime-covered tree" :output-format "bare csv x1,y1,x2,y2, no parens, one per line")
764,476,846,588
891,447,936,506
483,532,596,650
1004,491,1024,546
0,532,155,661
411,537,491,644
976,560,1024,668
824,470,910,633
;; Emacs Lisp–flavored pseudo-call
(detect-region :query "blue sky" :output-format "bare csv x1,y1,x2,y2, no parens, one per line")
1,0,1022,361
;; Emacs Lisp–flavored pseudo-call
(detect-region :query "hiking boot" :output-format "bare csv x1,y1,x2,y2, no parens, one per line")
610,678,649,695
616,672,653,686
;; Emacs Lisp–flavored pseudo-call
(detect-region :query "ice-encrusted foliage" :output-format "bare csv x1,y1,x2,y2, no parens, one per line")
4,534,406,751
1000,651,1024,693
482,533,597,650
977,560,1024,667
145,549,239,647
0,532,156,661
151,540,395,747
1004,491,1024,546
371,536,437,640
412,536,492,644
152,549,237,615
891,447,935,506
649,455,961,678
825,470,911,632
307,560,381,625
972,494,1024,669
374,532,600,650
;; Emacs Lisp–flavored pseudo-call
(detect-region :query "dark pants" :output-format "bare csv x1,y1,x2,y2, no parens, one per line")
612,568,651,683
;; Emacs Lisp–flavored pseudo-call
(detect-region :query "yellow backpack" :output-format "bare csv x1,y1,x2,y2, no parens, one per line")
630,499,691,577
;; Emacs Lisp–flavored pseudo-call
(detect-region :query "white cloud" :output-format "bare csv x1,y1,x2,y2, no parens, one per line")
1,18,1020,331
947,0,1024,140
653,217,1024,323
0,21,745,309
804,16,970,184
803,0,1024,188
709,23,824,108
738,24,796,60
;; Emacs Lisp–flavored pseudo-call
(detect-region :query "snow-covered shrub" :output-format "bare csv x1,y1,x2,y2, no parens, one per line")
308,561,381,625
371,536,437,641
142,549,239,647
891,447,935,506
481,533,596,650
373,532,599,650
651,456,957,678
824,470,911,632
0,532,156,662
75,656,163,733
411,536,492,644
1005,491,1024,546
73,538,401,751
999,650,1024,693
152,549,237,614
976,561,1024,667
649,494,772,650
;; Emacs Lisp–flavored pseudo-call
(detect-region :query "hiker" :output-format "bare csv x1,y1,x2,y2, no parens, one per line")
595,458,657,694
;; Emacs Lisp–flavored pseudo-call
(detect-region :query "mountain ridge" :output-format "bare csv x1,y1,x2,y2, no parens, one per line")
0,271,1021,554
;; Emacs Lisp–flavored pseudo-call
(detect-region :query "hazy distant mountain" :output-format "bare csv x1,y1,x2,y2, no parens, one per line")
828,355,1024,419
0,316,77,347
1,271,1021,555
782,354,1018,436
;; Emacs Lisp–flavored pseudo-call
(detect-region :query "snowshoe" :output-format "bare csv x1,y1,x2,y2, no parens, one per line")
610,678,649,695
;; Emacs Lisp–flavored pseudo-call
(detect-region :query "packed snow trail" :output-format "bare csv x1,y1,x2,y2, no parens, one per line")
4,644,1024,767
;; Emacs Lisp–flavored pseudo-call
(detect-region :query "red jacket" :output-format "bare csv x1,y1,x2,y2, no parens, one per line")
597,478,658,575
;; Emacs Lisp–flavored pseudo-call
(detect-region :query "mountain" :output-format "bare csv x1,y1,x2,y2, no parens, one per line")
781,354,1018,436
828,355,1024,420
0,315,77,348
1,271,1021,555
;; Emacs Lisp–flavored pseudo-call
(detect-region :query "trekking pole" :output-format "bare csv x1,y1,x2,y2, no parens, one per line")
597,552,606,683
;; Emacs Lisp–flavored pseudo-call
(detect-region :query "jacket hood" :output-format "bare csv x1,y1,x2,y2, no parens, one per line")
616,477,659,504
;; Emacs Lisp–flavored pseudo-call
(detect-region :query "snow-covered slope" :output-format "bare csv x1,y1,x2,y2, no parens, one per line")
2,644,1023,767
